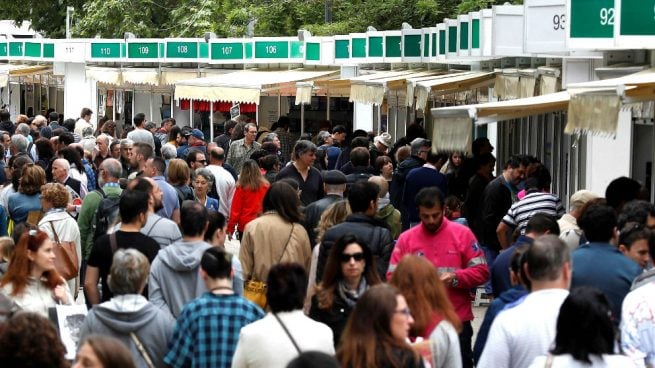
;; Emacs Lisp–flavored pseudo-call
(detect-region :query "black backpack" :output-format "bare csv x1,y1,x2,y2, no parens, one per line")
93,188,121,240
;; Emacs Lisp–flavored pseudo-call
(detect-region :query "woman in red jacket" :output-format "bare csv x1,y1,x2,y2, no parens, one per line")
227,159,270,237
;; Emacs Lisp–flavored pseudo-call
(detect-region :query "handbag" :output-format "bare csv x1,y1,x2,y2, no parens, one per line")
50,222,79,281
243,223,295,309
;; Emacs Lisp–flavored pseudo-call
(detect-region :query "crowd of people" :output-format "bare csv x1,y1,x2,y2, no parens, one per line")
0,107,653,368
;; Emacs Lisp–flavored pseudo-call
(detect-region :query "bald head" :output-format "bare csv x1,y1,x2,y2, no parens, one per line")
368,176,389,198
52,158,70,183
209,146,225,164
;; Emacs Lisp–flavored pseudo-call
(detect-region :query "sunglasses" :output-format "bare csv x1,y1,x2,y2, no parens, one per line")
340,252,364,263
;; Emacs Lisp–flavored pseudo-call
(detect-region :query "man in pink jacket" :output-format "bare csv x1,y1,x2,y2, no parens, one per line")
388,186,489,368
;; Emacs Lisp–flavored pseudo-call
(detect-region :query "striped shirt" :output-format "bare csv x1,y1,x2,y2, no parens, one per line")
502,191,565,234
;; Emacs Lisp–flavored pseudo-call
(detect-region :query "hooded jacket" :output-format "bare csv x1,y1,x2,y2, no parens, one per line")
80,295,175,368
148,240,211,319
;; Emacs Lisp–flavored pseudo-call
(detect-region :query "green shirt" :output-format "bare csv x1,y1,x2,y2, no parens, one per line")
77,185,122,259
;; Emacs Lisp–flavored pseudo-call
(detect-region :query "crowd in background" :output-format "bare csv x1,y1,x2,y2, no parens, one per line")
0,107,653,368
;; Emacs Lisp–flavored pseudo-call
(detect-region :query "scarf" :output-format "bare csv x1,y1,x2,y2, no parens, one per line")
337,277,368,308
377,192,391,210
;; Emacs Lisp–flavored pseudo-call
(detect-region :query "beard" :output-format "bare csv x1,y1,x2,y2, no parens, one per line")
97,177,105,188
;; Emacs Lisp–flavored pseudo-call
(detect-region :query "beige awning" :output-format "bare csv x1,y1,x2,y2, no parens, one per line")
349,70,439,105
565,68,655,136
493,69,520,100
122,68,160,86
414,72,495,111
295,82,313,105
86,67,122,85
432,116,473,153
161,69,200,85
431,91,570,125
174,69,338,104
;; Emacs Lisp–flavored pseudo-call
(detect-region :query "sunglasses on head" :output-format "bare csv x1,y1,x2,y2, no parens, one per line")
340,252,364,263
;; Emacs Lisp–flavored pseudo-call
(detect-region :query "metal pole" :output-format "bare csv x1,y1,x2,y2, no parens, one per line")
277,94,281,121
170,94,174,120
301,103,305,136
210,102,214,141
112,90,116,121
131,89,135,127
190,99,193,128
326,92,330,121
149,90,153,124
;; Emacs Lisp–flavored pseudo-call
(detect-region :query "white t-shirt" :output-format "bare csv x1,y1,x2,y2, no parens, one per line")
205,164,235,217
622,281,655,368
478,288,569,368
529,354,636,368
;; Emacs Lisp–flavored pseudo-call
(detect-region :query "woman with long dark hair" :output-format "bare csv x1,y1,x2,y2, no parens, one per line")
309,234,382,347
0,229,72,316
240,181,311,284
390,255,462,368
338,283,424,368
529,287,633,367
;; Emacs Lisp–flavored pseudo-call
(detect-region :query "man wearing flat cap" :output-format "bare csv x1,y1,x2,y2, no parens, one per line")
302,170,348,247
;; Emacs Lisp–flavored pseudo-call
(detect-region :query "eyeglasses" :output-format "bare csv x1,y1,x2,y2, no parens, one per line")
419,150,431,155
339,252,364,263
196,159,207,164
394,307,412,318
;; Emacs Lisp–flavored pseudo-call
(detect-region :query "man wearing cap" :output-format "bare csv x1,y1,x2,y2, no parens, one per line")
558,189,598,251
127,113,156,150
369,132,392,163
179,128,207,160
302,170,347,246
228,123,261,174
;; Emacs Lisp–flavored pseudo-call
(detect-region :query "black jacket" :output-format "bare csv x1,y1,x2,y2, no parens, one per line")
479,175,512,251
302,195,344,247
309,291,353,347
390,155,424,209
318,214,393,282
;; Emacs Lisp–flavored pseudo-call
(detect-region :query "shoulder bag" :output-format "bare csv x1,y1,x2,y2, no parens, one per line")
50,221,79,281
274,313,301,354
243,222,295,309
130,332,155,368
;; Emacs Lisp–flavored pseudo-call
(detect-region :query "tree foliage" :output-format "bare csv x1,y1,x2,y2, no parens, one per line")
1,0,521,39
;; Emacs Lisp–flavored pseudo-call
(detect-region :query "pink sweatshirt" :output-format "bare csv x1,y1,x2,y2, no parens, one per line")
388,218,489,322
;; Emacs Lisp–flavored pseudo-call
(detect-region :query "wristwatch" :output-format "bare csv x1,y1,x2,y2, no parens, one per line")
451,273,459,287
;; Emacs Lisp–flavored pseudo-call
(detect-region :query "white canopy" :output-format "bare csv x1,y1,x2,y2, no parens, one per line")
174,69,338,104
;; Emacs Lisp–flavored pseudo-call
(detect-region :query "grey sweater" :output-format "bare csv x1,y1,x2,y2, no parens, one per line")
79,295,175,368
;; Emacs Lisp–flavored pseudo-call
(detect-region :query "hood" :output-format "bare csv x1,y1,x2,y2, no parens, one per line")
93,296,159,333
376,203,396,219
158,240,211,271
498,286,528,304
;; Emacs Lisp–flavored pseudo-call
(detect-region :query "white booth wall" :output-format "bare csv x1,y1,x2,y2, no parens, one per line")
64,63,97,127
584,109,632,196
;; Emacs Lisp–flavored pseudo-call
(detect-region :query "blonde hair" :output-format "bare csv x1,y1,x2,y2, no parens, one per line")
316,200,351,243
